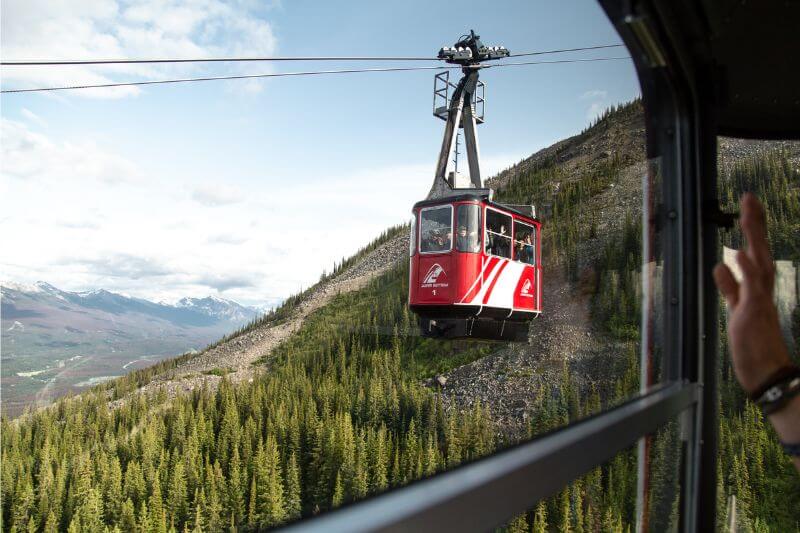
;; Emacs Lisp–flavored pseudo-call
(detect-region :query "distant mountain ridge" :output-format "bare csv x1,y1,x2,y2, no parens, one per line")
2,281,258,326
1,281,261,417
0,281,260,323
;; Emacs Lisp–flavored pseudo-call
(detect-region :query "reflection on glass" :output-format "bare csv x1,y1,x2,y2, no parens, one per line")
715,140,800,531
501,440,644,532
420,205,453,253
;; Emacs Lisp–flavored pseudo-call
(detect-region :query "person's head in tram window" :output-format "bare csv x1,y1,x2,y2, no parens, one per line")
457,224,477,252
524,233,534,264
456,226,465,248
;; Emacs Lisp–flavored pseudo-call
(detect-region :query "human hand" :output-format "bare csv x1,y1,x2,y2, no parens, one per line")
712,193,792,394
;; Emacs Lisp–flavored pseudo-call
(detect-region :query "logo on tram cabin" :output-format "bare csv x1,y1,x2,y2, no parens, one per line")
520,279,534,298
422,263,448,288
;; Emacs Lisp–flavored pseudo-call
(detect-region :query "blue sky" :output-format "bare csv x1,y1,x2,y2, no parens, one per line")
0,0,640,307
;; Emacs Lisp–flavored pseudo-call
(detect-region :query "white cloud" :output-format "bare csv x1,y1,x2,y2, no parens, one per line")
191,183,245,207
56,252,173,280
1,119,312,306
208,233,249,245
580,89,608,100
587,102,609,120
0,0,278,98
0,118,140,183
20,108,48,128
1,119,533,308
580,89,609,121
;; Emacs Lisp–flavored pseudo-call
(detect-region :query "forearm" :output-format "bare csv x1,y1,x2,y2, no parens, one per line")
767,394,800,471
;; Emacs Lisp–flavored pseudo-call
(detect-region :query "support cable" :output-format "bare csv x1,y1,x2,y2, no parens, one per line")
507,43,625,58
485,56,631,68
0,44,625,66
0,56,631,94
0,65,461,94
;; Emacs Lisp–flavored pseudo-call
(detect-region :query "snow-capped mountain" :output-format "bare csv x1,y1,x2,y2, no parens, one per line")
175,295,256,323
1,281,262,417
1,281,260,326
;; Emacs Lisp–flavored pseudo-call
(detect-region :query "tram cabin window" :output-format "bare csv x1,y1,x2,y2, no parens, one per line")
419,205,453,253
485,209,512,258
513,221,535,265
456,204,481,253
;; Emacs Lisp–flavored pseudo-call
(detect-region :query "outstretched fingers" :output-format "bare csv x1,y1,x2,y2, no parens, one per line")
713,263,740,307
736,248,772,298
740,193,774,278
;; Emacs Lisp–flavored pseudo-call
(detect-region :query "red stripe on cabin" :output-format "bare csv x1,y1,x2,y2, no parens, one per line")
460,256,498,304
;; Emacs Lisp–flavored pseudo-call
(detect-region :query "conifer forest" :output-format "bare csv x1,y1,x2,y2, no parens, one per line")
2,103,799,532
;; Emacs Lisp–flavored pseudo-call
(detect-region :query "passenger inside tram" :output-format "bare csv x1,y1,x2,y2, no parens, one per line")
514,227,535,265
486,223,511,258
485,209,513,258
456,224,480,253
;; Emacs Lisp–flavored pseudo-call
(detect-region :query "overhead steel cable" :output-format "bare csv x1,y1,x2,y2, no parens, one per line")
0,56,442,66
507,43,625,58
0,65,461,94
0,56,631,94
486,56,631,68
0,44,626,66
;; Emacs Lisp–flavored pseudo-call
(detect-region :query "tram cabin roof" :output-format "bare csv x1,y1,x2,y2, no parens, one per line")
412,193,540,223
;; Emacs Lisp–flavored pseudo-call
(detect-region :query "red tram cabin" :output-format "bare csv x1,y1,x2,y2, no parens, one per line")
408,192,542,341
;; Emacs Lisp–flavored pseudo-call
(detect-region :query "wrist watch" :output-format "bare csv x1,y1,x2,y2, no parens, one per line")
750,366,800,458
751,365,800,416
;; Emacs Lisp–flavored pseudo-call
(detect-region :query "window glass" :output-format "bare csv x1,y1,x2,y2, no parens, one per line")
409,212,417,256
419,205,453,253
500,416,687,533
715,139,800,530
500,439,642,532
0,6,669,532
456,204,481,253
485,208,512,258
513,221,535,264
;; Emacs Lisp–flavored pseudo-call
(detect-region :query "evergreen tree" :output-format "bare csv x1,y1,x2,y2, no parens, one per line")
168,460,188,529
532,501,548,533
284,452,302,520
120,499,137,532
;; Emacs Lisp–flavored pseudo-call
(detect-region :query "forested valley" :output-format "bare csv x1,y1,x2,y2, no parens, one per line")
2,102,799,532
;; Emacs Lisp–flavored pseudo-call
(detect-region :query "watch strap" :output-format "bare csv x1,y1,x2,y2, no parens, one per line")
755,372,800,416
